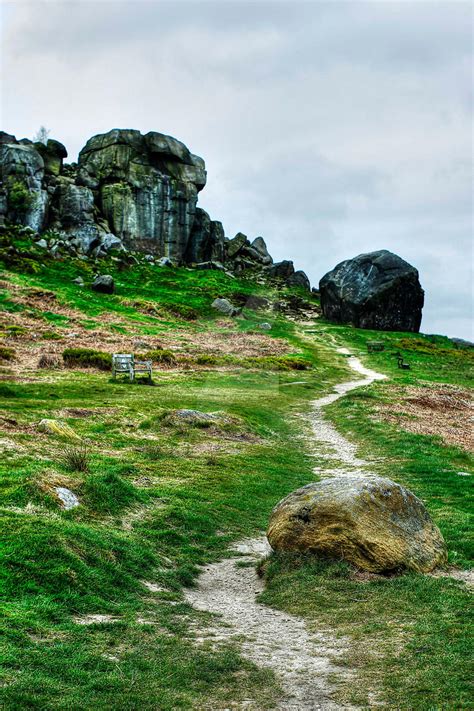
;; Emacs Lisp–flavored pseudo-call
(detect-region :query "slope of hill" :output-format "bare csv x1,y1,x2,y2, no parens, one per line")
0,226,472,709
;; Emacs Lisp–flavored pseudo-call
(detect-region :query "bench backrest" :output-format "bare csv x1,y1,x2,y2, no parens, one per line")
113,353,134,371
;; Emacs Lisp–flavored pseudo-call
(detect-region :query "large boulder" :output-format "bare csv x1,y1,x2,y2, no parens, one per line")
77,129,206,260
319,250,424,332
267,476,447,573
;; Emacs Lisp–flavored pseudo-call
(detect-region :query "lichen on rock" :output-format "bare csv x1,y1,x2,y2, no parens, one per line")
267,476,447,573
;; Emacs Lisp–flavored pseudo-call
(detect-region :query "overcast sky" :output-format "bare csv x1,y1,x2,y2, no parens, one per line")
1,0,472,338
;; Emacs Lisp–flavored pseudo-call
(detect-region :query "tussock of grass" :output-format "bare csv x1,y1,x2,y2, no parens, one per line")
63,347,112,370
60,442,90,473
0,345,15,360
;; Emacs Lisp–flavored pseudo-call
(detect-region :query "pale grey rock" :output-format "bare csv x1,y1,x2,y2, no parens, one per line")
55,486,79,510
36,239,48,249
157,256,174,267
101,233,124,252
259,322,272,330
211,298,240,317
72,276,84,286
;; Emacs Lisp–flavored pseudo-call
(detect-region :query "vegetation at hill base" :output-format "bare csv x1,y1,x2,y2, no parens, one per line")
0,228,472,709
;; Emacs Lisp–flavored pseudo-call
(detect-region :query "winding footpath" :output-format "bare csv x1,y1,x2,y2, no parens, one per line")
185,349,386,710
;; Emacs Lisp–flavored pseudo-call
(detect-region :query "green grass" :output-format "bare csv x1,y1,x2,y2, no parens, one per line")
259,321,474,709
0,230,472,709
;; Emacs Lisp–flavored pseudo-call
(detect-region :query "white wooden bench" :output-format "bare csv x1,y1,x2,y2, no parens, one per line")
112,354,152,381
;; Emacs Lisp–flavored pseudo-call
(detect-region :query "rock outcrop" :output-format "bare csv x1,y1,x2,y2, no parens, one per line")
0,127,309,286
267,476,447,573
319,250,424,332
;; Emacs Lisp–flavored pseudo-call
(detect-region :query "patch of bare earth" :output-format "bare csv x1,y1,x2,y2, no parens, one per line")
376,384,474,452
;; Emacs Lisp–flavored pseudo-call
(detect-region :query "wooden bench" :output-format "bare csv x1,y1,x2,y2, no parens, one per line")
112,354,152,381
367,340,385,353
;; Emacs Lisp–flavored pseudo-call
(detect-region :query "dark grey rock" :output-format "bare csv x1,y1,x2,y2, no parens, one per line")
226,232,248,258
244,295,269,310
195,261,225,271
265,260,295,279
250,236,273,264
92,274,115,294
319,250,424,332
287,270,311,291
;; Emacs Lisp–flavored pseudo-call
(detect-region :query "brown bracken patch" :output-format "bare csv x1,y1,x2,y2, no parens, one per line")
377,384,474,452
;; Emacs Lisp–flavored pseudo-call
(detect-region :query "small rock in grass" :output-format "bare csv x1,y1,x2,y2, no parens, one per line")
267,475,447,574
157,257,174,267
92,274,114,294
55,486,79,510
72,276,84,286
36,239,48,249
38,419,81,440
259,322,272,331
211,298,240,317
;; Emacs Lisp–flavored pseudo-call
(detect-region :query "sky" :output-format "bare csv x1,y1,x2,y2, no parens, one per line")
1,0,472,339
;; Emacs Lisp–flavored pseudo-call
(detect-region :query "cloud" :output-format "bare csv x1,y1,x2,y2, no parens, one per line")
1,0,472,338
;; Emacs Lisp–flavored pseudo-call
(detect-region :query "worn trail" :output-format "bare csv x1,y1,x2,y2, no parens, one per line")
185,350,385,710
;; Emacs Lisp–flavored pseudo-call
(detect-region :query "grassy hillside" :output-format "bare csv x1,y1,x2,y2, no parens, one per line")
0,228,472,709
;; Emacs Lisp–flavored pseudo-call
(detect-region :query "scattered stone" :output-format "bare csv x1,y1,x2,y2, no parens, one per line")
74,614,119,626
211,298,240,317
72,276,84,286
245,295,269,311
92,274,114,294
319,249,424,332
36,239,48,249
267,476,447,573
195,261,225,271
55,486,80,510
173,409,219,423
259,322,272,331
38,419,81,440
157,257,174,267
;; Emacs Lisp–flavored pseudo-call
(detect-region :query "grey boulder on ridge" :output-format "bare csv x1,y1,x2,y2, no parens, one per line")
319,250,424,332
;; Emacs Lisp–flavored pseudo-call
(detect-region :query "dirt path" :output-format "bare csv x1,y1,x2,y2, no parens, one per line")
185,350,385,710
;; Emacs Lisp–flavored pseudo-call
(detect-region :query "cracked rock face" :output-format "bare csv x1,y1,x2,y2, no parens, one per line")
267,476,447,573
0,141,49,231
319,249,424,332
77,129,206,259
0,127,310,282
